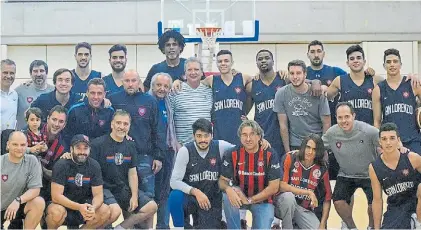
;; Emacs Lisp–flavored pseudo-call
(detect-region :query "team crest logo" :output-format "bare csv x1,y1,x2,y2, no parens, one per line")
313,169,321,179
336,141,342,149
98,120,105,127
327,80,332,86
402,169,409,176
210,158,216,166
2,174,8,182
367,88,372,94
403,91,409,98
75,173,84,187
294,161,300,168
138,107,146,116
235,87,242,94
26,97,33,103
115,153,124,165
258,161,264,167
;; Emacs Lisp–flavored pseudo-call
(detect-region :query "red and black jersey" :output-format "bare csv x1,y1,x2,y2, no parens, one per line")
38,123,68,170
281,152,332,210
24,128,48,147
221,146,281,203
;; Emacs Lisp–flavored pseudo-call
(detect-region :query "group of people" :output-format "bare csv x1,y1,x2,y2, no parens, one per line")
1,28,421,230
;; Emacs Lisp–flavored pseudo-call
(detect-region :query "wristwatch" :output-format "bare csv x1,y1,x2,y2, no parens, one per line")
15,197,21,205
229,180,234,187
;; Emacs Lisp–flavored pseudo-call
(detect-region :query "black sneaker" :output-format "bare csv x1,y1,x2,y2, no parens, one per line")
241,219,248,229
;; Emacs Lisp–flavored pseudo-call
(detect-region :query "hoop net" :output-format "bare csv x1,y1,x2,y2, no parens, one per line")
196,27,222,48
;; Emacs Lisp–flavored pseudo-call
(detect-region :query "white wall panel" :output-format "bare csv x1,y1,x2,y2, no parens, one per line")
321,43,357,72
365,42,414,76
418,42,421,75
46,45,75,81
91,45,137,76
7,46,47,88
136,45,164,80
275,44,308,72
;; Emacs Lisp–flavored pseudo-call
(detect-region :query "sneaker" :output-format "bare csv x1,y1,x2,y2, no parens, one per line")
341,221,348,230
271,224,282,229
241,219,248,230
411,213,421,229
220,220,227,229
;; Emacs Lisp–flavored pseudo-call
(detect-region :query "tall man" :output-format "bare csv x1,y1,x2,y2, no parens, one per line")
149,72,179,229
247,49,286,156
373,48,421,154
274,60,331,152
91,110,158,229
103,44,128,95
109,70,165,200
369,122,421,229
169,118,236,229
31,68,82,122
1,131,45,229
1,59,18,131
45,134,110,229
144,29,187,90
71,42,102,99
323,102,379,229
169,57,213,145
64,78,114,145
220,120,281,229
15,60,54,129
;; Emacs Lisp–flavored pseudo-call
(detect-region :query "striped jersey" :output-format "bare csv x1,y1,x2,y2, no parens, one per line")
281,152,332,210
169,82,213,144
221,146,281,203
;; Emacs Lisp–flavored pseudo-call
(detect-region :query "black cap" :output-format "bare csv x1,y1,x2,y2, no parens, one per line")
71,134,90,147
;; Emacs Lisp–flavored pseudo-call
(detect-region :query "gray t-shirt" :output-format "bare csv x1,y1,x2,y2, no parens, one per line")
1,154,43,210
273,84,330,147
322,120,379,178
170,140,235,194
15,84,54,130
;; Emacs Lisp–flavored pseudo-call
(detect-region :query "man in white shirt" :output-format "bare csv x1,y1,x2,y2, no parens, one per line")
1,59,18,131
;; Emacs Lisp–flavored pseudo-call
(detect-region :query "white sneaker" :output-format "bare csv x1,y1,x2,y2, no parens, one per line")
411,213,421,229
341,221,348,230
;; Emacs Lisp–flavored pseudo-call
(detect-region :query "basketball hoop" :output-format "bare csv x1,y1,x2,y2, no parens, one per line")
196,27,222,49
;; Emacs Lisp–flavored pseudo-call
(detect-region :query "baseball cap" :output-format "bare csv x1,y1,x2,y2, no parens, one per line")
71,134,90,147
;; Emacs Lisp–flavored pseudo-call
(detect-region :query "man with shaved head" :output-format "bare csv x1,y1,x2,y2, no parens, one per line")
109,70,164,227
1,131,45,229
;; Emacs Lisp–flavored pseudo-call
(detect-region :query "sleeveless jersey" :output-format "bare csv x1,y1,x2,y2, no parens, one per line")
378,77,421,143
184,141,221,198
339,73,374,125
103,74,124,96
307,65,339,125
282,152,331,210
372,151,418,208
252,72,286,156
212,74,247,146
71,69,102,100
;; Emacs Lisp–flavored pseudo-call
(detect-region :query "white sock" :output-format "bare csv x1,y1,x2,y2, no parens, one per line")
222,209,226,222
114,225,125,230
240,209,247,220
272,217,281,225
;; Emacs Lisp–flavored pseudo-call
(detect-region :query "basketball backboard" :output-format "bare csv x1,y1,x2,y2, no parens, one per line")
158,0,259,43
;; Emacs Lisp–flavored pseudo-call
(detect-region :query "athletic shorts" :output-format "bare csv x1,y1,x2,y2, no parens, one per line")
333,176,373,204
327,150,340,181
1,203,26,228
103,187,152,213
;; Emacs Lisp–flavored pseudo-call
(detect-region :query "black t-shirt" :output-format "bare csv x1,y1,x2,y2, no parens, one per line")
90,135,138,192
221,146,281,203
52,158,103,203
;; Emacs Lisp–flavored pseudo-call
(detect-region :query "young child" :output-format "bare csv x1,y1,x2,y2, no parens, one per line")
24,107,48,155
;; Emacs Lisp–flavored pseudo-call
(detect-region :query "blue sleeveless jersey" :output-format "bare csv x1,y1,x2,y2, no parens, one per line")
307,65,344,125
379,77,421,143
212,74,247,146
103,74,124,96
71,69,101,100
339,73,374,125
252,72,286,156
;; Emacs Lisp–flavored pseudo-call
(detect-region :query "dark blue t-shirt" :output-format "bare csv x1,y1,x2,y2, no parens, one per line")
144,58,187,89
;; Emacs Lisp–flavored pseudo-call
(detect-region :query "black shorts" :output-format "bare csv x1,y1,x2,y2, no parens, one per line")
184,193,222,229
333,176,373,204
104,187,153,213
327,150,340,181
1,203,26,228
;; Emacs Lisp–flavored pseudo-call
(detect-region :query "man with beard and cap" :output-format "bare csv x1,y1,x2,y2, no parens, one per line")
103,44,129,95
15,60,55,130
1,59,18,131
64,78,114,146
71,42,103,100
143,29,187,91
45,134,111,229
31,68,82,123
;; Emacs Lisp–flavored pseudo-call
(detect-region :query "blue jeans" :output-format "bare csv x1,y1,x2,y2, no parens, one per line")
222,193,274,229
137,154,155,198
154,150,175,229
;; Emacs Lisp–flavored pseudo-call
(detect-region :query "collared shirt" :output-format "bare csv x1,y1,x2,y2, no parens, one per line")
1,89,18,131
